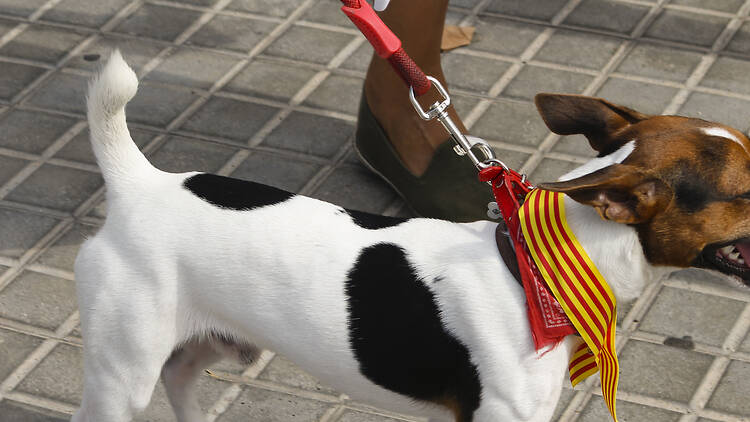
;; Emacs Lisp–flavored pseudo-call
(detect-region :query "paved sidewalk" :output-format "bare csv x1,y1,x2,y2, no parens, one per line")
1,0,750,421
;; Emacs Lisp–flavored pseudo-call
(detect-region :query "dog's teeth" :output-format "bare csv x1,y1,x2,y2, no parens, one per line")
721,245,735,255
730,252,741,260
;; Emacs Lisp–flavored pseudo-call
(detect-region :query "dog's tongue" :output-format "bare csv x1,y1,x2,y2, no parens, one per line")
736,241,750,265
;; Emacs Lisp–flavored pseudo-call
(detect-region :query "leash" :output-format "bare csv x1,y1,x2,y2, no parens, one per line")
338,2,619,420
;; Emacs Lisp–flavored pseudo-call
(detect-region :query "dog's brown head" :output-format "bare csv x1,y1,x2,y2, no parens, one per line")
534,93,750,285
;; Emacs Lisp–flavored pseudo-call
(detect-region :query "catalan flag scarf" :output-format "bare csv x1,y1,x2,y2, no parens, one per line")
518,188,620,421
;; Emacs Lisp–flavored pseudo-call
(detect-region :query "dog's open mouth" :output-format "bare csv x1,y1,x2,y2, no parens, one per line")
698,239,750,285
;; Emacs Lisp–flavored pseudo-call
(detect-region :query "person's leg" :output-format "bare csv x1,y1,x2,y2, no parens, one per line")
364,0,466,176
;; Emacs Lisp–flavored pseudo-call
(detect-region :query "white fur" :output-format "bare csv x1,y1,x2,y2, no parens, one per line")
701,127,748,154
73,54,678,422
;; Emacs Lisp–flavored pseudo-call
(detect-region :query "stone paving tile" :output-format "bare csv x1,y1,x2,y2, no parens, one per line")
39,0,132,28
265,25,354,65
471,99,550,146
0,61,47,101
34,222,99,273
449,93,481,121
503,65,594,102
679,92,750,132
114,3,202,42
550,387,575,421
645,9,729,48
127,82,202,128
706,360,750,416
6,164,103,212
487,147,530,172
485,0,568,22
67,35,163,73
0,271,77,330
700,56,750,96
312,164,397,213
25,72,89,115
137,375,234,421
530,158,580,183
0,0,49,18
470,17,544,56
302,0,352,27
145,48,241,90
17,343,83,405
638,286,745,347
579,398,682,422
442,52,511,95
0,110,76,155
0,209,59,258
595,77,678,115
618,340,713,403
0,327,44,381
0,400,67,422
259,355,338,395
671,0,745,13
533,30,621,70
229,151,322,193
341,43,373,72
615,44,704,83
223,59,318,102
187,14,278,53
304,74,363,114
182,96,280,142
725,21,750,55
55,127,153,165
564,0,650,34
149,135,240,173
551,134,597,157
217,387,330,422
0,155,28,186
262,111,353,159
0,25,87,64
227,0,305,18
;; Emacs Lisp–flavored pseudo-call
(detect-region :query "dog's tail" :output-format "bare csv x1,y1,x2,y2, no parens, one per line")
87,50,155,186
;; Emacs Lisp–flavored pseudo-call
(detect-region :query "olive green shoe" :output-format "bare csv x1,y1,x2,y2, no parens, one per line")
354,95,495,222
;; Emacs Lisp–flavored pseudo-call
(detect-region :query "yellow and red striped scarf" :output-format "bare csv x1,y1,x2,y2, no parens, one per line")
518,189,619,421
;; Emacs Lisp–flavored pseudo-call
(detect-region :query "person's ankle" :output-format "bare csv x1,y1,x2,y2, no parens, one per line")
364,58,465,176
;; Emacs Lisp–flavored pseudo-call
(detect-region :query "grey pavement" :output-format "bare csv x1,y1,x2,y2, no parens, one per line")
0,0,750,421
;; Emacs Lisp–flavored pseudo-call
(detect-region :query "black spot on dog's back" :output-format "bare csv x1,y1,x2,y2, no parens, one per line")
345,209,408,229
184,174,294,211
345,243,481,420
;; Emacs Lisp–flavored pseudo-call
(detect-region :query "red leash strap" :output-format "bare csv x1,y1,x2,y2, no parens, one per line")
340,0,432,96
479,167,576,350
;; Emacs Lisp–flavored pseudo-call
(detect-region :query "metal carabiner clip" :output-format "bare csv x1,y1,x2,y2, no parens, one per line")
409,77,507,171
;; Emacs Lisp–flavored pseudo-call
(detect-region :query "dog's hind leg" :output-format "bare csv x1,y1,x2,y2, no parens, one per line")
161,339,222,422
72,245,178,422
72,314,176,422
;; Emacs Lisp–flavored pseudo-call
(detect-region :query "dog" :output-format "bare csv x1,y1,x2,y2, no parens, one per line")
71,51,750,422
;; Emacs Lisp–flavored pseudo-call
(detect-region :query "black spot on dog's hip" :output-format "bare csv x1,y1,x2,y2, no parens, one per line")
345,243,481,420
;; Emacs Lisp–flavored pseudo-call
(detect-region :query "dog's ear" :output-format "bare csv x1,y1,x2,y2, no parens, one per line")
535,93,650,155
539,164,672,224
